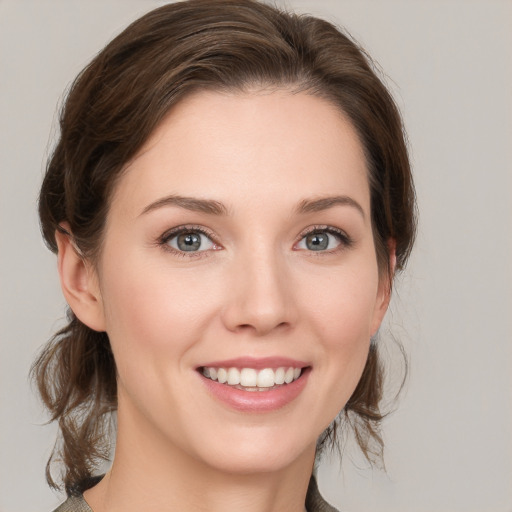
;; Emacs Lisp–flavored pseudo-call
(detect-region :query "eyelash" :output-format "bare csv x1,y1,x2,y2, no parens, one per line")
158,225,220,259
157,224,353,258
294,225,354,254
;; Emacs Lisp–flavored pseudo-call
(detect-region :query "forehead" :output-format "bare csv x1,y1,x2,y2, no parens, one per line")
111,89,370,217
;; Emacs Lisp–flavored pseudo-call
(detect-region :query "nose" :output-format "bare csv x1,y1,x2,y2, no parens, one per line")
221,249,297,336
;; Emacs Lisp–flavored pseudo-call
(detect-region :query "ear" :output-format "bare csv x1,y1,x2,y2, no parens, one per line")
370,239,397,336
55,224,106,332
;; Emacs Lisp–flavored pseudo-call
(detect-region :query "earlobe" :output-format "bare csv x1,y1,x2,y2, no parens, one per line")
55,224,106,332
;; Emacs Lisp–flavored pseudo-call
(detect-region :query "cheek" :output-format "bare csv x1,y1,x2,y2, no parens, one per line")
300,261,380,410
99,257,177,361
303,262,381,344
98,248,224,369
97,253,216,424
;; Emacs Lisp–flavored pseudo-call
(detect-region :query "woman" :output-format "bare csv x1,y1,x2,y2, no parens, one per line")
34,1,416,511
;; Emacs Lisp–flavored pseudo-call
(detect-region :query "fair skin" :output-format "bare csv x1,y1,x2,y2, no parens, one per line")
56,89,393,512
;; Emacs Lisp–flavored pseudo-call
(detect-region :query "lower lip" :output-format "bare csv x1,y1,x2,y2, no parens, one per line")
200,368,310,413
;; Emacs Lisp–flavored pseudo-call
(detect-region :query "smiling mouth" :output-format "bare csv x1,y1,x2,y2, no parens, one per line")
200,366,303,392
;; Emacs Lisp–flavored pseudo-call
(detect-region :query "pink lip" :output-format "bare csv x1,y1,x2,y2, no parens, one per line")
198,356,309,370
198,365,311,413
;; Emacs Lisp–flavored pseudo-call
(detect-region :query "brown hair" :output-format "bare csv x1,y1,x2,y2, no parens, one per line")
34,0,416,495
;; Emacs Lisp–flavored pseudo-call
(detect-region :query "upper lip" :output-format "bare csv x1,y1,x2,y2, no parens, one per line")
197,356,309,370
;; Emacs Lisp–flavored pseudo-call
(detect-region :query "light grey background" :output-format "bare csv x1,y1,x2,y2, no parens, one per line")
1,1,511,511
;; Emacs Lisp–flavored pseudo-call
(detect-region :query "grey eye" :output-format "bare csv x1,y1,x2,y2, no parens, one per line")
297,231,342,251
168,231,214,252
305,233,329,251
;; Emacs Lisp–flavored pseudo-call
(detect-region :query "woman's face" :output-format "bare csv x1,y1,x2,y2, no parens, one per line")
92,90,391,474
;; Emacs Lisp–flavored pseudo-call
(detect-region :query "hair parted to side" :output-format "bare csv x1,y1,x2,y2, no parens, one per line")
34,0,416,495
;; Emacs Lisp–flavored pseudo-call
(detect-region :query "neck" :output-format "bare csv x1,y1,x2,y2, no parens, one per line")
84,404,316,512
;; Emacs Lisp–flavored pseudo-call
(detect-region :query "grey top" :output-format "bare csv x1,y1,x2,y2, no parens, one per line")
53,474,339,512
54,496,92,512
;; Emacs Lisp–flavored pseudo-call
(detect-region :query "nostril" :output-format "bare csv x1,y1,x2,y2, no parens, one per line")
234,321,290,336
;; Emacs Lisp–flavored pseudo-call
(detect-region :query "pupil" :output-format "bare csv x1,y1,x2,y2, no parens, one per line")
306,233,328,251
178,232,201,251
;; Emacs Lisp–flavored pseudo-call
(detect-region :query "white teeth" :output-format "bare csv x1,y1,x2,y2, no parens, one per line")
227,367,240,385
203,366,303,389
257,368,275,388
217,368,227,384
240,368,257,387
275,367,285,385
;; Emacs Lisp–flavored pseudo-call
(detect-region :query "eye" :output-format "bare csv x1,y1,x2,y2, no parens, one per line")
165,229,216,252
295,227,351,252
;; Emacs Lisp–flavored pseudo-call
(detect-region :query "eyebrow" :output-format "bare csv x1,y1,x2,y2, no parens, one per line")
140,195,228,216
140,194,365,219
296,195,366,219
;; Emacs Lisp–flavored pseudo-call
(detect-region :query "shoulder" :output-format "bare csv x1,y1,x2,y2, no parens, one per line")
53,495,92,512
306,475,340,512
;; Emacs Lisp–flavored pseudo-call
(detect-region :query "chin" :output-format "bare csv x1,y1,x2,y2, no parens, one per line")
188,426,317,476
